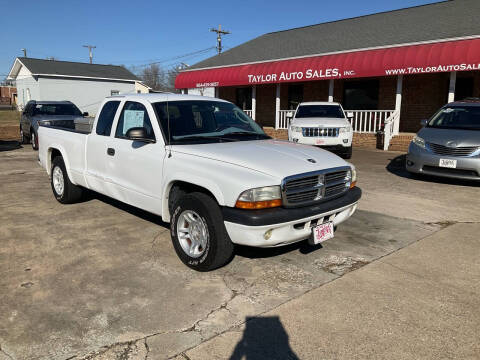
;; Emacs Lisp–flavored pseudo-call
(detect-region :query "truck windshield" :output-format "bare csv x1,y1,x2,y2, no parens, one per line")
154,100,270,144
428,106,480,130
296,105,344,119
33,103,82,116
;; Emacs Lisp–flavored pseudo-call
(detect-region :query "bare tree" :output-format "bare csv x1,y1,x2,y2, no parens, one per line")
142,64,164,91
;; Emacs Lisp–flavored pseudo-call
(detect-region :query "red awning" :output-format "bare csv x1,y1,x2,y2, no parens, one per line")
175,38,480,89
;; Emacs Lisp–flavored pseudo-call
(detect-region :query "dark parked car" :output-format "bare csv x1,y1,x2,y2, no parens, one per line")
20,100,87,150
406,99,480,181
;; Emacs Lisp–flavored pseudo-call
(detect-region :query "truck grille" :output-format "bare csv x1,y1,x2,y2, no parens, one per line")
427,142,479,157
282,167,351,207
302,127,339,137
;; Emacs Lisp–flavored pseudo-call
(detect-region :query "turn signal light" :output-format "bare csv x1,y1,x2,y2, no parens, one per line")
235,199,282,210
350,181,357,189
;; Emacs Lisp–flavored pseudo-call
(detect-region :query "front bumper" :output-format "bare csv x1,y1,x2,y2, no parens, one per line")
288,131,352,147
406,143,480,181
222,187,361,247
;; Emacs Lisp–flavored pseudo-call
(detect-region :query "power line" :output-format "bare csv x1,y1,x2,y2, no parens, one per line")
210,25,230,54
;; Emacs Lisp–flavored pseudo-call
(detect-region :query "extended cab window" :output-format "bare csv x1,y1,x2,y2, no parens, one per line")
96,101,120,136
115,101,155,140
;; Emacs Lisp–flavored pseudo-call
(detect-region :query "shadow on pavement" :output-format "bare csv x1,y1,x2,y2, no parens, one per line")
386,154,480,187
236,240,322,259
0,140,22,152
230,316,299,360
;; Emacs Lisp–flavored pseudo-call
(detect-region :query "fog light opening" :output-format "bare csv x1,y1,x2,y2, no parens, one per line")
407,160,414,166
264,229,273,240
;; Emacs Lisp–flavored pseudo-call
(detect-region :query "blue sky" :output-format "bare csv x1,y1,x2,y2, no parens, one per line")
1,0,438,78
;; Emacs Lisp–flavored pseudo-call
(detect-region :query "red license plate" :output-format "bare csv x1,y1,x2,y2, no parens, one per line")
312,222,334,244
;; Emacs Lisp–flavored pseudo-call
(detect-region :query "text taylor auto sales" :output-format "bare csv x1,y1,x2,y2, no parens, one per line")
247,68,342,84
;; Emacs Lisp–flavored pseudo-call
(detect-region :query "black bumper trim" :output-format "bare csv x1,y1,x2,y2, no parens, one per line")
222,187,361,226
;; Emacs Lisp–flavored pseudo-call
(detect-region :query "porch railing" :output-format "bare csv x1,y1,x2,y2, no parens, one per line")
276,110,293,129
243,109,253,118
348,110,395,133
383,110,400,151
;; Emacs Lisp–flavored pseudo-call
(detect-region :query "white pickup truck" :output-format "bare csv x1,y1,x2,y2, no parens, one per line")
39,94,361,271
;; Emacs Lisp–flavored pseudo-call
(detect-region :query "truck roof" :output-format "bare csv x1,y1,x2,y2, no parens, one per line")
106,93,230,103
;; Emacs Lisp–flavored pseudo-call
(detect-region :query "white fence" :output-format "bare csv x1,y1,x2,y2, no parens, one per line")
243,109,253,118
276,110,293,129
383,110,400,150
348,110,395,133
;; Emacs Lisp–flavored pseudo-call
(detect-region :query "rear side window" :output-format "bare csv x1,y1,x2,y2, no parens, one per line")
96,101,120,136
115,101,155,140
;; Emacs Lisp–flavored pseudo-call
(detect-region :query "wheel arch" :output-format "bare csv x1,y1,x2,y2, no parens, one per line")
46,146,75,184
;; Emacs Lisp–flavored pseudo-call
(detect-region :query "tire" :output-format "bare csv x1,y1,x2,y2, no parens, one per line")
31,129,39,150
170,192,234,271
51,156,83,204
342,146,352,159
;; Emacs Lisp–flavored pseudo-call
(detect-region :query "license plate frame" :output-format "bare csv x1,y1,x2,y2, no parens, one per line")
439,158,457,168
312,221,334,244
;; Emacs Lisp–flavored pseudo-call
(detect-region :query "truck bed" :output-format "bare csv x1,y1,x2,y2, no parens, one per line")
39,118,93,134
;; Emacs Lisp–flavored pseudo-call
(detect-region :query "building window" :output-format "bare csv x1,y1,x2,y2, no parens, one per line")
235,87,252,110
288,84,303,110
343,80,379,110
455,77,474,101
111,90,120,96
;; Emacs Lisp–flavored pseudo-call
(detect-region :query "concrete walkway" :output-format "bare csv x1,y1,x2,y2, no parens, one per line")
183,222,480,359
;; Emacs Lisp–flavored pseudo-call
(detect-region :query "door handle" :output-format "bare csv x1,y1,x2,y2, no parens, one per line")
107,148,115,156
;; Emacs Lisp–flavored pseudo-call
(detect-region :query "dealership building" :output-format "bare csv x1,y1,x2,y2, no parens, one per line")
175,0,480,150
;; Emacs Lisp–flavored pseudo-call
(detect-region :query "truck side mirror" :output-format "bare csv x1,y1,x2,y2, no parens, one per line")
126,127,155,143
420,119,428,127
346,112,354,118
286,111,294,119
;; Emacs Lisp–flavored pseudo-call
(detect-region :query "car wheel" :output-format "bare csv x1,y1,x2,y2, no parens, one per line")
170,192,234,271
31,130,39,150
51,156,83,204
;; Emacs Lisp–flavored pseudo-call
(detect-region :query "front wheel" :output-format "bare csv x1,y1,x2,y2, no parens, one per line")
342,146,352,159
170,192,234,271
51,156,83,204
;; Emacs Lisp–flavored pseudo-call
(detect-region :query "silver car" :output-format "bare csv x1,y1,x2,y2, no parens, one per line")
406,100,480,181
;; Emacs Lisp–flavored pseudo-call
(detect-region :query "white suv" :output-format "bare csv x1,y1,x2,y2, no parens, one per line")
288,102,353,159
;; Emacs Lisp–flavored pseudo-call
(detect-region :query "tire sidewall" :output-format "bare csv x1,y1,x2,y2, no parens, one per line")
170,196,217,270
51,158,67,202
31,130,38,150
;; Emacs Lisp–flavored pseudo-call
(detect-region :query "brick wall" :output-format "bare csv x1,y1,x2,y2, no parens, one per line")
400,73,449,133
218,86,236,103
304,81,329,102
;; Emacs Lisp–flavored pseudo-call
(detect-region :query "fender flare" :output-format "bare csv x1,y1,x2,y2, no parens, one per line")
46,145,77,185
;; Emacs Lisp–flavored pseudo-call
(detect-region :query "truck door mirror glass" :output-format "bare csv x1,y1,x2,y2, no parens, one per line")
346,112,354,118
420,119,428,127
126,127,155,143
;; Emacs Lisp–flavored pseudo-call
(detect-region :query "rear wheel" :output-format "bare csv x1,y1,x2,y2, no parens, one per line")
31,129,38,150
51,156,83,204
20,127,28,144
170,192,234,271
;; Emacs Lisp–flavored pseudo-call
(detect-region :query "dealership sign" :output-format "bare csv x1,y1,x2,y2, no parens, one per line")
175,38,480,89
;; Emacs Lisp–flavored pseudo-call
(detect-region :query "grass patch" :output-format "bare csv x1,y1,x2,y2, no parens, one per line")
0,110,21,126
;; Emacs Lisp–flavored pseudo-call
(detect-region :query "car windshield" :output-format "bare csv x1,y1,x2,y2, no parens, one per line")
154,100,270,144
295,105,345,119
33,103,82,116
428,106,480,130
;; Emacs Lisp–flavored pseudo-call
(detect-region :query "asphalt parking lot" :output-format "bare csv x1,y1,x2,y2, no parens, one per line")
0,142,479,359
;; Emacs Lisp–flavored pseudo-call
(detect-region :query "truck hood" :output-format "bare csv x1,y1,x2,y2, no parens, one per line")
291,117,350,128
171,139,350,179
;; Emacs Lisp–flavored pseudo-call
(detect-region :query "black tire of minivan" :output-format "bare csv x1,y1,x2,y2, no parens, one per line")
170,192,234,271
51,156,83,204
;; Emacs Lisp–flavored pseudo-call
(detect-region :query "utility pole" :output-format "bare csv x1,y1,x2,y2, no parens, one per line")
21,48,27,57
210,25,230,54
83,45,96,64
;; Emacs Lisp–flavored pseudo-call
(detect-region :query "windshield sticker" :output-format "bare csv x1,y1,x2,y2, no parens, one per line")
442,108,454,113
123,110,144,132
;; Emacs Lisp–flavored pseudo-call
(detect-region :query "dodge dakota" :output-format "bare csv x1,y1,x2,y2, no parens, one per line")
38,94,361,271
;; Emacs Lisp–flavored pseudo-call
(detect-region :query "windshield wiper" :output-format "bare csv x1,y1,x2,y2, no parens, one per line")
221,132,271,139
173,135,235,143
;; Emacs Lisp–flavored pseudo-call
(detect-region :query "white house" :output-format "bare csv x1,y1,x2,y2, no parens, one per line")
7,57,150,115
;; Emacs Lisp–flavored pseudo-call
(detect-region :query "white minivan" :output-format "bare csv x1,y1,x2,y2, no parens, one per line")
288,102,353,159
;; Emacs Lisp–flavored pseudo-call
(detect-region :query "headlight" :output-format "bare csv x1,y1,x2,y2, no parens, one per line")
339,126,352,133
235,186,282,209
345,168,357,189
412,135,425,149
290,126,302,133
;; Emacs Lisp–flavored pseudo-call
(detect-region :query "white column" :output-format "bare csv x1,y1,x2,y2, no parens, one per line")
275,84,280,129
448,71,456,103
328,79,334,102
252,85,256,121
394,75,403,135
